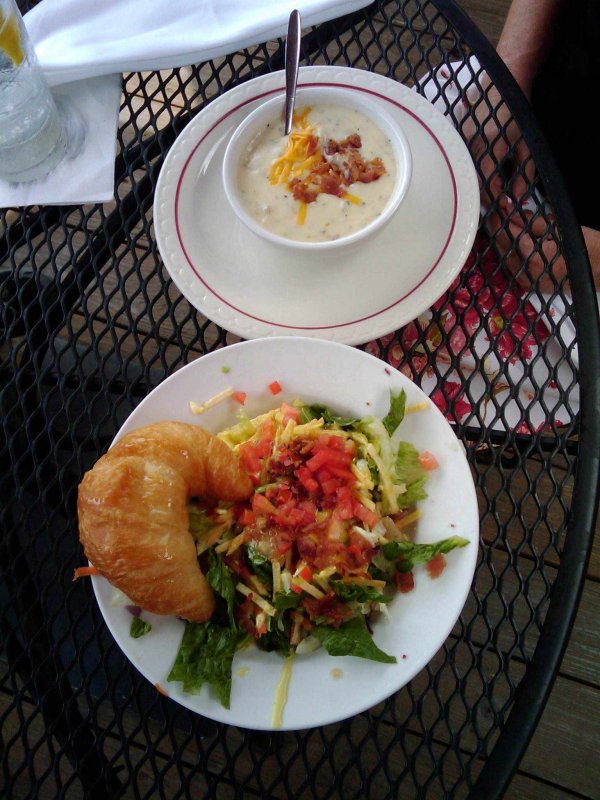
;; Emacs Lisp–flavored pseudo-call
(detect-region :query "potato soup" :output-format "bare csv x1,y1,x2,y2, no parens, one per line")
236,104,397,243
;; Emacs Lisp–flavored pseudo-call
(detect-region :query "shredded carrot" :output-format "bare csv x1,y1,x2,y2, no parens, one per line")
73,566,99,581
154,682,169,696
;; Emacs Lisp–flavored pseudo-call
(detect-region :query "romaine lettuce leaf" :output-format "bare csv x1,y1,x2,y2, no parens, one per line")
382,389,407,436
167,620,243,708
313,616,396,663
245,545,273,588
273,591,302,611
394,442,428,509
330,580,389,604
381,535,469,572
256,618,292,656
130,617,151,638
206,550,237,629
299,404,358,428
188,505,214,540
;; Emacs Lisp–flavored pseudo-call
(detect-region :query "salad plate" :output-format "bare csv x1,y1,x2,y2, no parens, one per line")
154,66,480,346
90,337,479,730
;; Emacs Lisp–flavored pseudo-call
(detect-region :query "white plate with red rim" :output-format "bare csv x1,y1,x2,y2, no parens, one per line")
153,66,479,346
90,337,479,730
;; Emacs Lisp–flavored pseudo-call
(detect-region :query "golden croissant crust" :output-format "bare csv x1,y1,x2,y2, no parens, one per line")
77,421,253,622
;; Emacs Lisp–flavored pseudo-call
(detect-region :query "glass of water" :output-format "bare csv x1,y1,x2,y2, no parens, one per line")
0,0,67,183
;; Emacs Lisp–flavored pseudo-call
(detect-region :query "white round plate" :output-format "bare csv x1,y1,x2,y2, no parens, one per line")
154,67,479,346
91,338,479,730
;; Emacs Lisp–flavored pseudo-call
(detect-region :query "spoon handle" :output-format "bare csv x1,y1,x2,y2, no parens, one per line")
284,10,301,135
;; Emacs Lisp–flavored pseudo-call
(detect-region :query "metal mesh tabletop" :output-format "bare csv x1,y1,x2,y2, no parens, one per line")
1,1,599,798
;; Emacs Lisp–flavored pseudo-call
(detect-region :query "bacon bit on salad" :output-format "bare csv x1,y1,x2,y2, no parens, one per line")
269,107,387,224
154,682,169,696
268,381,283,395
394,570,415,594
232,391,247,405
302,593,354,627
426,553,446,579
73,566,100,581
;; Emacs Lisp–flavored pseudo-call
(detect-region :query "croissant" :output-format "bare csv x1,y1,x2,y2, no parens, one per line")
77,421,253,622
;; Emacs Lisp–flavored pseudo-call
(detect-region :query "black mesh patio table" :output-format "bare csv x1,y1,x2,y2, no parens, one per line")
2,1,599,798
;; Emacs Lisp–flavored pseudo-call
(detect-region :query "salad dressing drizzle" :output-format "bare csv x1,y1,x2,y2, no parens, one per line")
271,651,295,729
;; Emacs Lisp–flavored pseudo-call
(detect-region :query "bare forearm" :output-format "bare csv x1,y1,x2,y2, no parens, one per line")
582,227,600,291
497,0,565,95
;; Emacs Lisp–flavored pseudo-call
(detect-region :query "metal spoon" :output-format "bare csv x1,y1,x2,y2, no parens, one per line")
284,9,301,135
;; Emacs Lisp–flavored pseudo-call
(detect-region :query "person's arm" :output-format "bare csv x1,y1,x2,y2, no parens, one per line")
496,0,564,97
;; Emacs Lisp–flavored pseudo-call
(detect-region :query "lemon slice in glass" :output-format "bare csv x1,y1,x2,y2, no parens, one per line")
0,10,25,66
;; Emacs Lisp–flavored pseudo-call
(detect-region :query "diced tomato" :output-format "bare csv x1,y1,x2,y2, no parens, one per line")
291,583,303,595
335,485,352,503
418,450,440,471
252,493,278,516
239,442,262,475
261,418,276,437
320,478,339,496
324,464,355,483
346,544,362,558
336,488,355,520
254,438,272,457
306,448,331,473
296,466,319,494
297,565,313,582
307,447,353,474
281,402,300,423
352,500,380,528
426,553,446,579
296,499,317,525
268,381,282,395
232,391,247,405
394,570,415,593
284,507,309,527
268,483,292,505
315,467,331,484
239,508,256,526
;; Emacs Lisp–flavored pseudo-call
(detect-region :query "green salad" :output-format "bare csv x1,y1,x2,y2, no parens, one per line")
136,390,469,708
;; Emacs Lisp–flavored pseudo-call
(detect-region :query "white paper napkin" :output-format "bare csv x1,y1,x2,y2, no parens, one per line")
0,0,371,208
